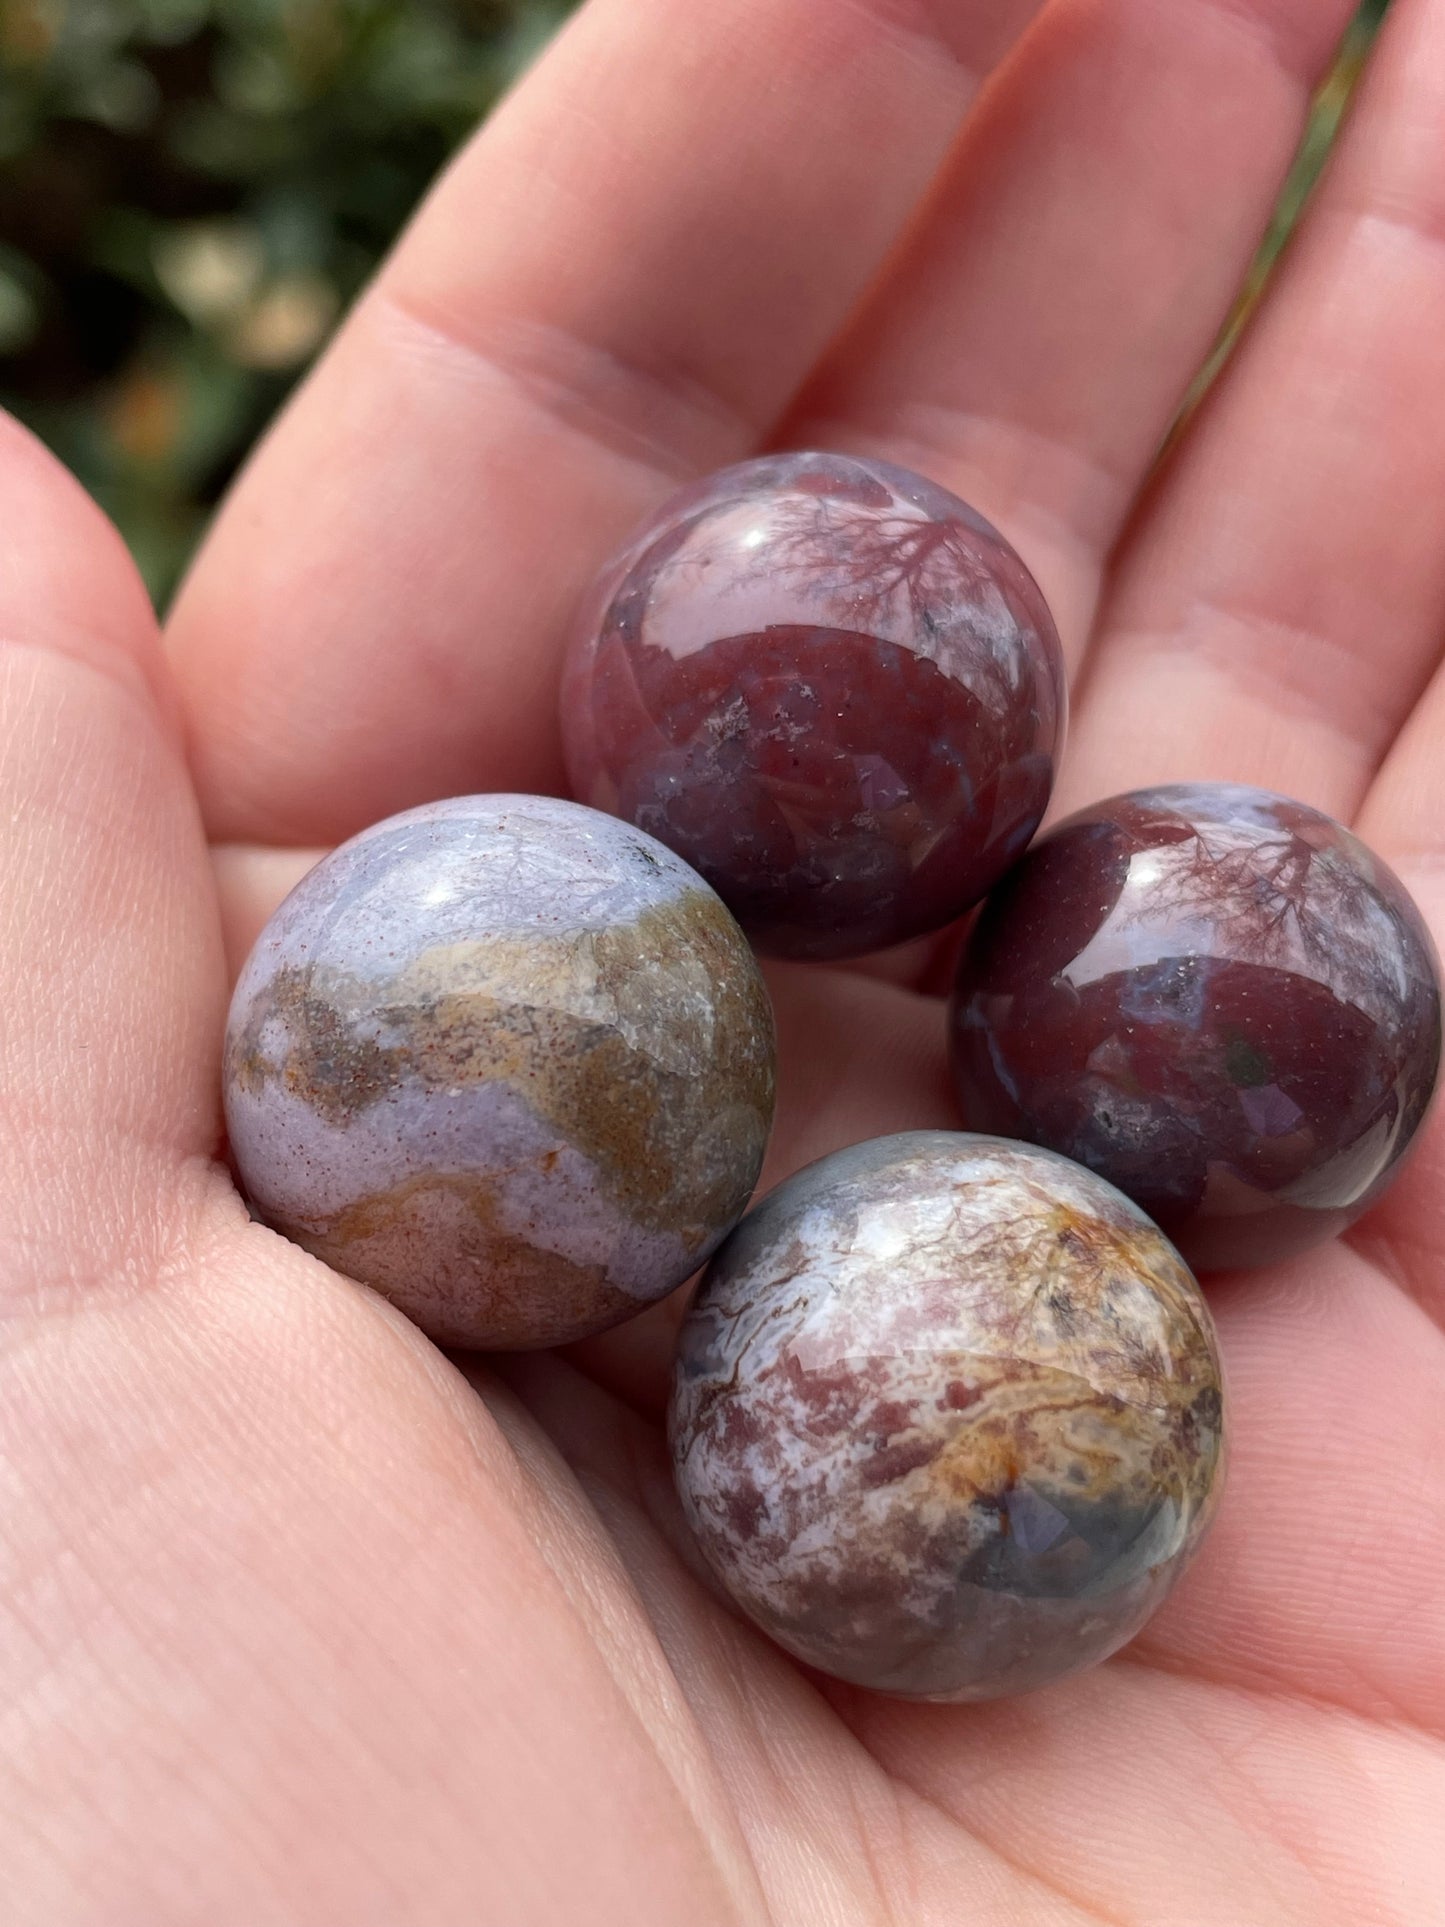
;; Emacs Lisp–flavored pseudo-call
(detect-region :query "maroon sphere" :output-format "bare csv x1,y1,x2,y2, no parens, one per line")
950,783,1442,1271
560,452,1065,959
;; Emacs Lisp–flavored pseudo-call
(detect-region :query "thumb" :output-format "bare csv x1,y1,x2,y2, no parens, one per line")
0,413,225,1311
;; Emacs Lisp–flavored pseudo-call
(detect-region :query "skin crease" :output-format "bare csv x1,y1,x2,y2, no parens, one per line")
6,0,1445,1922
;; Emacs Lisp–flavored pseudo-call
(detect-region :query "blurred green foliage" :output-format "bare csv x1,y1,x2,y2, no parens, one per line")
0,0,1394,606
0,0,575,596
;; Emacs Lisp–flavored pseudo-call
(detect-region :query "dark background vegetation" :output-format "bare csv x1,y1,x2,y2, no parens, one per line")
0,0,1392,605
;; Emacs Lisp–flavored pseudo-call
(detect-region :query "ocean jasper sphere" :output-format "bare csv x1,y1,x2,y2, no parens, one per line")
670,1132,1223,1701
225,796,775,1348
951,784,1442,1271
561,452,1065,959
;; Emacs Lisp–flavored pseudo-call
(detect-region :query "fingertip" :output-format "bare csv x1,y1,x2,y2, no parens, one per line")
0,411,177,725
212,843,329,983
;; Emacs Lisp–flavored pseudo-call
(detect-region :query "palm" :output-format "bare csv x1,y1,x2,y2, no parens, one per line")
5,0,1445,1919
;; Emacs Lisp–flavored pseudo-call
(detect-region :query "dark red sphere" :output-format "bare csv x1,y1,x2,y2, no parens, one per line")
950,783,1442,1271
560,452,1065,959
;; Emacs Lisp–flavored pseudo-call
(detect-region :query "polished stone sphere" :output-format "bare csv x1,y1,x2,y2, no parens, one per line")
560,452,1065,959
225,795,776,1348
951,784,1442,1271
670,1132,1223,1701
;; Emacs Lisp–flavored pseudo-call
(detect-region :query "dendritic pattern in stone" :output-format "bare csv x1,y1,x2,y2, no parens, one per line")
950,783,1442,1270
225,795,776,1348
561,451,1066,960
670,1132,1223,1701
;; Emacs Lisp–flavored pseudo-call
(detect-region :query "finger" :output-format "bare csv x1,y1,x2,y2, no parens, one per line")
1061,0,1445,817
0,415,225,1310
1344,631,1445,1320
0,415,174,721
1124,1250,1445,1735
167,0,1045,848
212,843,325,983
0,421,768,1925
785,0,1361,658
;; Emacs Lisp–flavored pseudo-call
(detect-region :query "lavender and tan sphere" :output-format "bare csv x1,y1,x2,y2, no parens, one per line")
560,451,1066,960
950,784,1442,1272
224,795,776,1349
670,1132,1224,1702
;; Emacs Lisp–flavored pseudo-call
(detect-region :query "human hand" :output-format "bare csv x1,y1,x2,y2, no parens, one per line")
5,1,1445,1919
